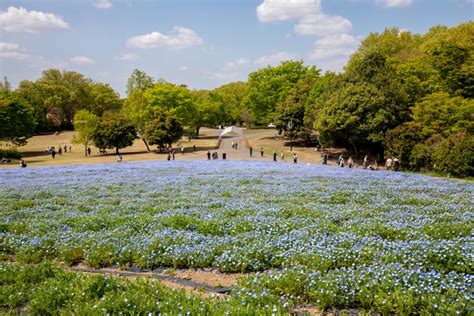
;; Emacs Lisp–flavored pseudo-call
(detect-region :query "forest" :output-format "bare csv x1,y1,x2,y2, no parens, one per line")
1,22,472,176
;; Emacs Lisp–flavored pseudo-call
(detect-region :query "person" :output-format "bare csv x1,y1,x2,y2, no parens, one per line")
193,145,196,152
117,154,122,162
348,157,353,168
280,151,285,162
337,155,343,165
260,147,264,157
293,153,298,164
69,145,72,152
51,149,56,159
273,151,277,162
207,151,211,160
393,157,400,171
64,145,67,153
19,159,27,168
385,157,393,171
339,157,345,167
87,147,91,157
58,147,62,156
231,140,235,149
249,146,253,157
167,152,171,161
181,147,184,155
235,141,238,149
363,155,368,169
322,153,328,165
172,150,176,160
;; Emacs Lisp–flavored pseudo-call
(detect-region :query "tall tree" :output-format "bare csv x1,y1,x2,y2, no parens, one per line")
213,82,248,125
0,91,37,146
89,83,122,117
126,69,154,96
122,89,152,151
243,61,319,125
72,110,99,157
144,109,184,148
92,115,137,154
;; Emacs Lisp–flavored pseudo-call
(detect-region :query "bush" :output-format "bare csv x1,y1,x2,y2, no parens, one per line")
0,147,21,159
433,130,474,177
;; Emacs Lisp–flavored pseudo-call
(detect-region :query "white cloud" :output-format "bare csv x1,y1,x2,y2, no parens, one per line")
127,26,203,49
94,0,113,9
376,0,414,8
0,6,69,33
116,53,137,61
70,56,94,65
178,66,188,71
309,34,361,70
0,41,34,60
295,13,352,36
254,51,298,66
256,0,320,22
224,58,251,70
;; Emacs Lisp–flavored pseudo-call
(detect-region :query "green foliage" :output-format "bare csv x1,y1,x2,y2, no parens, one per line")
92,115,137,154
144,109,184,147
0,147,22,159
432,131,474,177
212,81,248,125
126,69,154,96
0,91,37,146
89,83,122,117
72,110,99,156
244,60,319,124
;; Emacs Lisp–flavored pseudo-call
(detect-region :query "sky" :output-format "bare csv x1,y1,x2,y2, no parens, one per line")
1,0,473,96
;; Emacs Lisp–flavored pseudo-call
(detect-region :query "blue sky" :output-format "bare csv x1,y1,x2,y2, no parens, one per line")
1,0,472,96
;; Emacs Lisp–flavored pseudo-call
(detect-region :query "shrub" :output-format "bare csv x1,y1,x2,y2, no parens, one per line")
433,130,474,177
0,147,21,159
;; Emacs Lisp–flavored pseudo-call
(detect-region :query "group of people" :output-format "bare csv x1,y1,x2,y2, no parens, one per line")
337,155,354,168
385,157,400,171
231,140,239,149
46,145,72,159
207,151,225,160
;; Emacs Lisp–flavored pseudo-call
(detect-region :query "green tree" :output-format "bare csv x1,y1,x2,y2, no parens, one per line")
92,115,137,154
244,61,319,125
71,110,99,157
16,80,51,132
89,83,122,117
0,91,37,146
432,131,474,177
213,82,248,125
144,109,183,148
126,69,154,96
122,89,152,151
191,90,222,136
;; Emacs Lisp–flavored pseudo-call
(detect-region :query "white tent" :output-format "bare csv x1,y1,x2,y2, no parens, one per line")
216,126,249,148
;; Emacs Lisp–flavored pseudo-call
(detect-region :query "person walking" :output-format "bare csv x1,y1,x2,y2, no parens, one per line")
58,147,62,156
181,147,184,155
339,157,345,167
249,146,253,157
172,150,176,160
117,154,122,162
167,152,171,161
323,153,328,165
64,145,67,153
273,151,277,162
260,147,264,157
207,151,211,160
293,153,298,164
51,149,56,159
363,155,368,169
385,157,393,171
280,151,285,162
348,157,353,168
193,145,196,152
87,147,91,157
393,157,400,171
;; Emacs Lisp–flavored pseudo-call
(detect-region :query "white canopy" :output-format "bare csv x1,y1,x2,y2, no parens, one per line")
216,126,249,148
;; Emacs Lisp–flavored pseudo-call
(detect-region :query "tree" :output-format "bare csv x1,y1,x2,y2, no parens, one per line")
0,77,11,91
191,90,222,136
142,82,196,132
35,69,92,129
244,61,319,125
92,115,137,154
71,110,98,157
213,82,248,125
144,109,183,148
432,131,474,177
16,80,51,132
122,89,152,151
126,69,154,96
89,83,122,117
0,91,37,146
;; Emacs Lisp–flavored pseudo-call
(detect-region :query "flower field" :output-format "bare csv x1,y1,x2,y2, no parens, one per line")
0,160,472,314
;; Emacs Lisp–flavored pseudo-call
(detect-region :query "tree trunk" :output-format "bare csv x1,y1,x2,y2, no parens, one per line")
84,144,87,157
195,126,200,139
142,138,151,152
348,139,358,155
